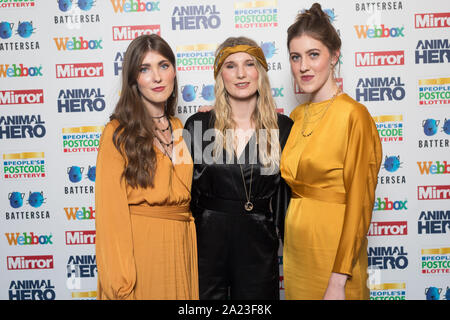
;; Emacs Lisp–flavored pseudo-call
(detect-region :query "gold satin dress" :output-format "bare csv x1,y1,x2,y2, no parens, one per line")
280,94,382,300
95,118,198,300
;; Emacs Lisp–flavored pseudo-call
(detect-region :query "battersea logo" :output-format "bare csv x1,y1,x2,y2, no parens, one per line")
419,118,450,149
417,160,450,175
56,63,103,78
355,51,404,67
172,5,221,30
418,78,450,106
234,0,278,29
369,283,406,300
425,286,449,301
8,191,46,209
418,185,450,200
373,197,407,212
374,115,403,143
9,279,55,300
110,0,160,13
65,230,96,245
356,77,405,102
64,165,95,195
415,13,450,29
5,232,53,246
368,246,408,270
0,21,39,51
180,84,215,102
261,41,282,71
2,152,46,180
62,126,103,153
0,89,43,105
418,210,450,234
67,255,97,279
176,43,216,72
58,88,105,113
354,1,403,12
0,64,42,78
0,114,46,140
368,221,408,236
53,36,103,51
64,206,95,221
421,247,450,275
5,190,50,222
415,39,450,64
354,24,405,39
112,25,160,41
378,155,406,185
54,0,100,26
7,255,54,271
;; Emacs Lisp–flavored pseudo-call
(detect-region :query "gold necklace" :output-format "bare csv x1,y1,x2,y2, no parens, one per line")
301,90,340,137
239,164,254,212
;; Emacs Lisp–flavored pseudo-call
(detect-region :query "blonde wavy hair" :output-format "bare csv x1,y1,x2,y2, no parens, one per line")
213,36,280,172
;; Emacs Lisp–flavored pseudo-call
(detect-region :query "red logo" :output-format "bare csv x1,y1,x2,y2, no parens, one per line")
7,255,54,270
0,89,44,105
415,13,450,29
65,230,96,245
368,221,408,236
355,51,404,67
56,63,104,79
418,185,450,200
112,25,161,41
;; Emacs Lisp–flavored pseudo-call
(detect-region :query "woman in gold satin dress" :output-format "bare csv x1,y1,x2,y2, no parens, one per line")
95,35,198,300
280,3,382,300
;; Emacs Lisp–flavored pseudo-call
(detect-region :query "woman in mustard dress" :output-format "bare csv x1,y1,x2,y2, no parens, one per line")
95,35,198,300
281,3,382,300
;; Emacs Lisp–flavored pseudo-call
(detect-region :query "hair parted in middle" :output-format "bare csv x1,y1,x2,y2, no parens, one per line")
213,36,280,171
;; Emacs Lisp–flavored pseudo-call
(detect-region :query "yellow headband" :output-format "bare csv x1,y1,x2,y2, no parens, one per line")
214,44,268,79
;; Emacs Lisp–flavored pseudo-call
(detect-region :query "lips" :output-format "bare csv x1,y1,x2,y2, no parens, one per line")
152,86,165,92
300,75,314,82
235,82,250,89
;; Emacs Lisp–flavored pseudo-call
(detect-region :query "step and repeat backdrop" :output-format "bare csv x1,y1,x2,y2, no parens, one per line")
0,0,449,300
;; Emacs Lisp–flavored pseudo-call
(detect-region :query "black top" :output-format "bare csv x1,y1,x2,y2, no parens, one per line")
184,111,293,239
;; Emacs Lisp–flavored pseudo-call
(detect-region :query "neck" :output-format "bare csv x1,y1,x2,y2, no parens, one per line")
229,95,257,130
310,77,340,103
142,98,165,118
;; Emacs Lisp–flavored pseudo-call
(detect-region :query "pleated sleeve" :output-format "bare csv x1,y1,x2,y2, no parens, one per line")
95,121,136,299
332,106,382,277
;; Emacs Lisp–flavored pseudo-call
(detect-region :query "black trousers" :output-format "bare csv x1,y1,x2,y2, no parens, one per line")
195,208,280,300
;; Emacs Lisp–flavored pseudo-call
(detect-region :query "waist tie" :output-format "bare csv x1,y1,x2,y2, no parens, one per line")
291,182,346,204
198,195,271,215
129,205,193,222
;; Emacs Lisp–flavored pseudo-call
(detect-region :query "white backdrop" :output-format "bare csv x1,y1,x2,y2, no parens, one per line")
0,0,449,300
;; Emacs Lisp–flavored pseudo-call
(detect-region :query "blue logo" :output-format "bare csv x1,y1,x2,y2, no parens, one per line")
444,118,450,135
57,0,95,12
8,191,46,208
181,83,215,102
201,84,215,101
425,286,441,300
67,166,96,183
383,155,402,173
181,84,197,102
8,192,24,208
0,21,35,39
260,42,278,59
422,118,450,136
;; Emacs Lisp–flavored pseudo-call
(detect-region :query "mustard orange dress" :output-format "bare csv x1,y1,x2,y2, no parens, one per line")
95,118,198,300
280,94,382,300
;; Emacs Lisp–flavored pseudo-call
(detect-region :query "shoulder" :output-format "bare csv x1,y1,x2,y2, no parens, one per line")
335,94,373,122
101,119,120,139
289,103,306,121
277,112,294,132
184,111,214,130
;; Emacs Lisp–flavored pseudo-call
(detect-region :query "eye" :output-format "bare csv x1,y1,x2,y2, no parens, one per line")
310,52,319,58
290,54,300,62
225,63,235,69
161,63,171,70
139,66,149,73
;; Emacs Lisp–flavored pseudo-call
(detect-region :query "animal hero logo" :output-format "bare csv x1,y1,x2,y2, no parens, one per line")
369,283,406,300
234,0,278,29
356,77,405,102
62,126,103,153
368,246,408,270
57,88,105,113
421,247,450,274
418,78,450,105
8,279,55,300
0,20,39,51
415,13,450,29
373,115,403,142
176,44,216,72
418,210,450,235
415,39,450,64
171,4,221,30
2,152,46,179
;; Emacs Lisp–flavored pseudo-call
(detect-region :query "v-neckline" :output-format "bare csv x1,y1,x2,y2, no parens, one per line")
233,132,256,164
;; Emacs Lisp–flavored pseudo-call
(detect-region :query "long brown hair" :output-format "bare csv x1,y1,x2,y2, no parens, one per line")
110,34,178,189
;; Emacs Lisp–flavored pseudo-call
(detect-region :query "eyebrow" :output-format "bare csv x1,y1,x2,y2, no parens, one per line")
224,59,255,64
290,48,321,55
140,59,170,67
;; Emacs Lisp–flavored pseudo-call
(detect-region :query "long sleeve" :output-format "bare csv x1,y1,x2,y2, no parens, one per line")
271,177,291,241
95,121,136,299
332,106,382,277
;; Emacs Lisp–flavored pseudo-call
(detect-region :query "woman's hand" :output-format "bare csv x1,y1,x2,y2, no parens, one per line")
323,272,348,300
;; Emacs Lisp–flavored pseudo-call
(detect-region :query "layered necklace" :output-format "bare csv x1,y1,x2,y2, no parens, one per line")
301,89,340,137
151,113,174,162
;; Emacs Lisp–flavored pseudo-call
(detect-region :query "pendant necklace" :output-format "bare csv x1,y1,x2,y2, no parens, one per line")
239,163,254,212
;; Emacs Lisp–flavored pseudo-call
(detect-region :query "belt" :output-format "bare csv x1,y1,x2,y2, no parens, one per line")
291,182,346,204
129,204,193,222
198,195,271,215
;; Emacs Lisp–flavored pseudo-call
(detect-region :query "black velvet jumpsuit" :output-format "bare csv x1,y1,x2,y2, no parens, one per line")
184,111,293,300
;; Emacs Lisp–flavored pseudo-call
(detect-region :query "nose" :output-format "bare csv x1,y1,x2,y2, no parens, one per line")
152,69,162,83
237,65,246,79
299,58,309,73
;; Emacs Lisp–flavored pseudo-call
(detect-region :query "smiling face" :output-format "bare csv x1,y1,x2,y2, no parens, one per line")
136,50,176,112
289,34,339,101
220,52,259,102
